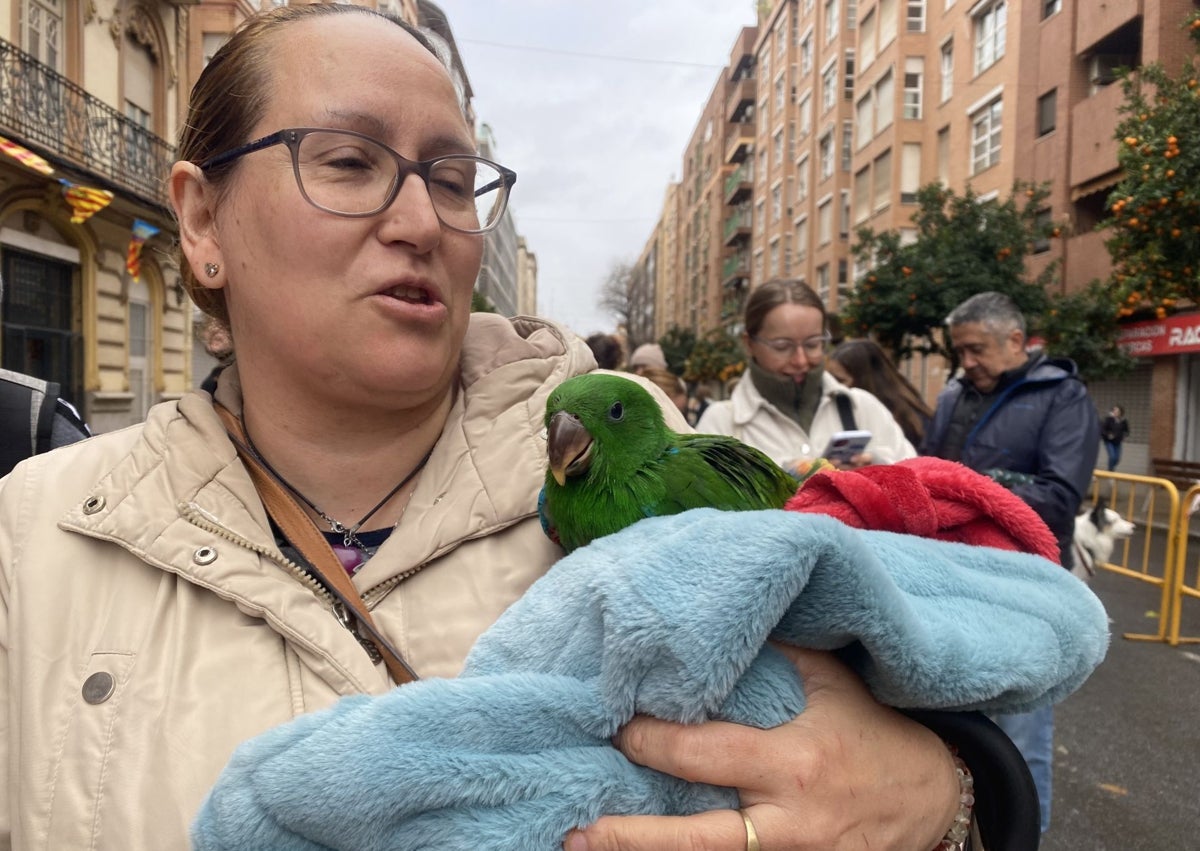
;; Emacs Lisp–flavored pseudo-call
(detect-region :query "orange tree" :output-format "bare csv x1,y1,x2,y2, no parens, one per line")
683,327,744,384
846,182,1055,361
658,324,696,376
1106,10,1200,316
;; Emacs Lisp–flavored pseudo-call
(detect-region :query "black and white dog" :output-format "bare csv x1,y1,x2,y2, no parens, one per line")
1071,498,1136,581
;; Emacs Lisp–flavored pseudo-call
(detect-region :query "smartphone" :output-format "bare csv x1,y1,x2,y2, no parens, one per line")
821,430,872,464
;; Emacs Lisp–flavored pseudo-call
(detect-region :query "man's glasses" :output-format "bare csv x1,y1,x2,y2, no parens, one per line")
751,333,832,357
198,128,517,234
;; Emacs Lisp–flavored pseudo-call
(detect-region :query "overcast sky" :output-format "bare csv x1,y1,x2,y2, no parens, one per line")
434,1,757,337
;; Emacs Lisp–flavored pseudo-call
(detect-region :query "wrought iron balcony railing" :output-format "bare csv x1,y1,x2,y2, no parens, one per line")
0,37,174,208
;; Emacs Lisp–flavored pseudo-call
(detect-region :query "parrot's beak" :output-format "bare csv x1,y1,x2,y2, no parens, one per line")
547,410,594,486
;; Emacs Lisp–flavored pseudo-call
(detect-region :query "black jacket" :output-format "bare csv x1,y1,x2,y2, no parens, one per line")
921,354,1100,567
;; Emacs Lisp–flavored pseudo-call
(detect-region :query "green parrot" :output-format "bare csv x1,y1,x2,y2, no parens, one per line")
539,373,799,553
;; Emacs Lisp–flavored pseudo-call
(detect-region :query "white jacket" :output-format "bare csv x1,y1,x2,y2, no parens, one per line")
695,371,916,467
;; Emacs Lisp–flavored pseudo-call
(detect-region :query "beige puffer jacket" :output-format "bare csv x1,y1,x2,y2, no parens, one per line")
0,313,609,850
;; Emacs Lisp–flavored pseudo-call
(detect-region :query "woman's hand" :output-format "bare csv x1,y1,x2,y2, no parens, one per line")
563,646,959,851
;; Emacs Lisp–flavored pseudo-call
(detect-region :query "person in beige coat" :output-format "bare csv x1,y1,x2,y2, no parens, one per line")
0,6,973,850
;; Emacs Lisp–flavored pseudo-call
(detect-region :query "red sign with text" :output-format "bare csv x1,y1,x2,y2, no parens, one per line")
1117,313,1200,357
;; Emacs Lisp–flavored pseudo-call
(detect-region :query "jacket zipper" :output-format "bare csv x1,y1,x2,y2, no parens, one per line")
179,502,385,661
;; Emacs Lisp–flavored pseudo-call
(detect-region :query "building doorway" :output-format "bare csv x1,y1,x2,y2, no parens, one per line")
1,247,82,409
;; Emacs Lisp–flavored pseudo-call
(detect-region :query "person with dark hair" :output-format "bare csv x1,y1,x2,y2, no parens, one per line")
0,10,1039,850
697,279,915,471
584,332,623,370
827,338,933,447
1100,405,1130,471
922,290,1101,834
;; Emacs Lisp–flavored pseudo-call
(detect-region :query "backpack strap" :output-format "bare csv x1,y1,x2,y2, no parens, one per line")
834,392,857,431
33,380,61,455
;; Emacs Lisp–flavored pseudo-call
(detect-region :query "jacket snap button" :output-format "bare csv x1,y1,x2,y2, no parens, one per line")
82,495,105,514
193,546,218,565
82,671,115,705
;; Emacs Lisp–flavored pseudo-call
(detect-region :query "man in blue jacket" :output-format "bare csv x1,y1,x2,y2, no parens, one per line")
922,290,1100,835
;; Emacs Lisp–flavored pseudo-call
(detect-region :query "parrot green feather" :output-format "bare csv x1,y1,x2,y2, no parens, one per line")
540,373,798,552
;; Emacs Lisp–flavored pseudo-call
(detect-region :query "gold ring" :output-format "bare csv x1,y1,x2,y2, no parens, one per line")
740,808,761,851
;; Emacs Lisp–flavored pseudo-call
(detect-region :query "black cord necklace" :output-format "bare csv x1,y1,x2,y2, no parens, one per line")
242,423,434,553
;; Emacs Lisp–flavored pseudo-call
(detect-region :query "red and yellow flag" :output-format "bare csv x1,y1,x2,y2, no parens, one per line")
0,135,54,175
125,218,161,281
59,179,114,224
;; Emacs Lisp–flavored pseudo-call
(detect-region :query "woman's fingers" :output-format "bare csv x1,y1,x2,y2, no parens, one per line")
564,808,752,851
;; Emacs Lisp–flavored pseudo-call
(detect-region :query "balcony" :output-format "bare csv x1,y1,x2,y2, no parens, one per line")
724,161,753,204
721,252,749,288
0,37,174,208
723,209,752,246
727,76,756,124
725,131,753,165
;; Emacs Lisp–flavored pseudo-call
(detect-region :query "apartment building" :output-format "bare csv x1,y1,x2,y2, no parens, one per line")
644,0,1200,462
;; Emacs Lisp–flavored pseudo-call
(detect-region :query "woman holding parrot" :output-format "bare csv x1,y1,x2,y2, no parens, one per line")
0,7,1011,850
697,279,917,473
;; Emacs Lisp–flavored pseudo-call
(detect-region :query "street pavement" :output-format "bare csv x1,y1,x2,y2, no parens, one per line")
1040,564,1200,849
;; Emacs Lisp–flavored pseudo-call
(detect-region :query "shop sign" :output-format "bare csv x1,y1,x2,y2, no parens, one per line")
1117,313,1200,356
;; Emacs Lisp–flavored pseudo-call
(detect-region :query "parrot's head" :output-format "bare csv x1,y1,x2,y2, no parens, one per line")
544,374,671,487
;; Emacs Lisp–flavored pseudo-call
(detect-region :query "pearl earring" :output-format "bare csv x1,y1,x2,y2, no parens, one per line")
204,263,219,278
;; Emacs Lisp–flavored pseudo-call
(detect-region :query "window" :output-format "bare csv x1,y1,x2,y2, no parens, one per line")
854,165,871,221
774,127,785,166
879,0,897,47
1042,0,1060,19
903,58,924,119
775,75,786,113
202,32,229,67
816,264,831,301
971,96,1002,174
801,30,814,74
795,217,809,261
128,280,155,419
1033,208,1052,253
839,189,851,238
825,0,840,42
754,249,764,284
841,120,853,171
856,92,874,146
940,40,954,102
770,238,781,276
861,10,877,69
772,183,783,222
844,50,856,99
819,130,835,180
875,70,894,131
1037,89,1056,136
900,143,921,203
760,49,771,84
847,0,858,29
818,199,833,245
937,126,950,184
907,0,925,33
822,59,838,112
974,1,1007,74
2,248,82,407
777,18,788,56
22,0,63,71
797,155,811,202
799,91,813,137
873,149,892,210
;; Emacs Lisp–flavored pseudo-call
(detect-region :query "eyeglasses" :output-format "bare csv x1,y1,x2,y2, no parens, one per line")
751,333,832,357
198,128,517,234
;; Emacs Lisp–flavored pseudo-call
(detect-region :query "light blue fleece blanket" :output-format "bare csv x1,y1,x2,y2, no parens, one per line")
192,509,1109,850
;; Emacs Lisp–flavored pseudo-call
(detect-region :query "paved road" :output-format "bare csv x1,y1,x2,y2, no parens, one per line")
1040,566,1200,850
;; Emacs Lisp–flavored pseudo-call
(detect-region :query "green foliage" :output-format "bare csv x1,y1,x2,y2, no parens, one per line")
471,291,497,313
658,325,696,375
1042,280,1137,381
845,182,1056,360
1104,10,1200,315
683,327,744,383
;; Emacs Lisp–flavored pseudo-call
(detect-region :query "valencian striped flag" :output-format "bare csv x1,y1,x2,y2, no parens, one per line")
125,218,161,281
59,179,114,224
0,135,54,175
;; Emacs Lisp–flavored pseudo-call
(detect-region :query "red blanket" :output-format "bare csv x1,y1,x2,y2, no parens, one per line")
785,457,1061,564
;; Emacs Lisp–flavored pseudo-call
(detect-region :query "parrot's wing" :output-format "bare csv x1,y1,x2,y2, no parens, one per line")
658,434,798,512
536,486,562,547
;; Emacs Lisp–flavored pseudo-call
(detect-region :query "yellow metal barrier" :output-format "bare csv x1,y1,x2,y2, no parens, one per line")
1165,483,1200,645
1085,472,1181,643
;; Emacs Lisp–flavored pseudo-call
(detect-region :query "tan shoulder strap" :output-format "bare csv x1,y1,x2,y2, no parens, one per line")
214,403,417,685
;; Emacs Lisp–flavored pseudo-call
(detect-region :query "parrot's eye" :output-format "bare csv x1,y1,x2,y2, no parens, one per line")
608,401,624,421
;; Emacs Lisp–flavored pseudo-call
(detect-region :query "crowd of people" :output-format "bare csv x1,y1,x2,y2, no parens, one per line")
0,5,1115,849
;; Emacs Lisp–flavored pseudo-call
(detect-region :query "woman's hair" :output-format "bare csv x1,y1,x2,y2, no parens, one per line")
743,279,827,338
174,5,437,323
829,339,933,447
585,333,623,370
640,367,687,411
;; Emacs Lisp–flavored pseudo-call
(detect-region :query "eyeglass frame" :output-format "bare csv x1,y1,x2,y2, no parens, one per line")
197,127,518,234
750,333,832,357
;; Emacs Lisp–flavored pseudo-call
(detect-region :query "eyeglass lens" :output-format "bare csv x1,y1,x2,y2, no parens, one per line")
294,130,506,231
759,336,828,355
